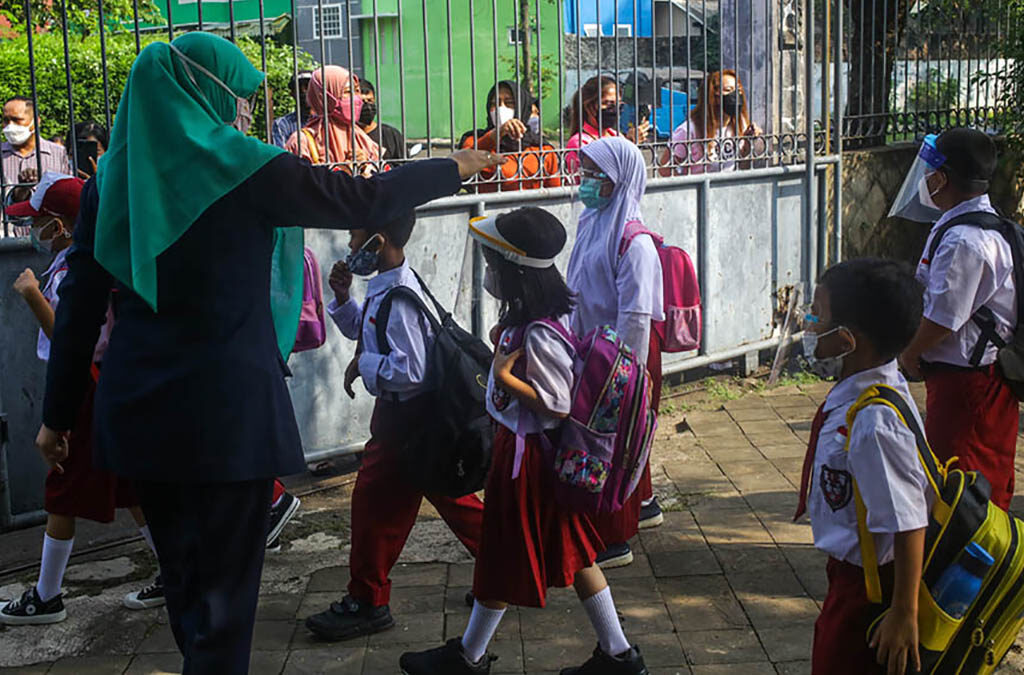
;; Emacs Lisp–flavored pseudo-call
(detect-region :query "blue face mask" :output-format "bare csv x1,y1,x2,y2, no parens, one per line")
579,176,611,210
345,234,383,276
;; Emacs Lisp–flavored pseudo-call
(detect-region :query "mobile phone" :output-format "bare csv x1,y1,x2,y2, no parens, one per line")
75,140,99,176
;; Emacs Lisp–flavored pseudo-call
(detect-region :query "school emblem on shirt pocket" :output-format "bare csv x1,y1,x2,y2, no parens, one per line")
820,465,852,511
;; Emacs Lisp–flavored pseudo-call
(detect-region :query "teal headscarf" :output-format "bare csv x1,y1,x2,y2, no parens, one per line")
94,32,304,359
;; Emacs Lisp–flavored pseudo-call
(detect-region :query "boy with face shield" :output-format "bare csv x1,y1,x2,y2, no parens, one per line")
893,129,1018,510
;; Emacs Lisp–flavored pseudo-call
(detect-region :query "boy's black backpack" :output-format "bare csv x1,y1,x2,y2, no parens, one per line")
375,270,493,497
925,211,1024,400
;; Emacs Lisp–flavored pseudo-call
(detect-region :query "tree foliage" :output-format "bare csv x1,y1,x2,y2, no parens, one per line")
0,30,315,142
1,0,163,38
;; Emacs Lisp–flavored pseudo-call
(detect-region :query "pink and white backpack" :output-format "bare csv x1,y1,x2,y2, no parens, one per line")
620,220,702,353
292,247,327,353
508,319,657,513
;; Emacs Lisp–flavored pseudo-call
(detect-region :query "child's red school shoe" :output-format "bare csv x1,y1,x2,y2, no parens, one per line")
560,644,649,675
400,638,497,674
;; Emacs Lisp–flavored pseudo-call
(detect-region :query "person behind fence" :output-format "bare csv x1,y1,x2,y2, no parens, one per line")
357,78,406,162
302,211,484,641
896,128,1019,511
34,32,500,673
272,70,312,149
458,81,560,193
64,120,108,179
2,96,70,184
400,206,650,675
563,75,650,176
285,65,382,177
1,173,164,627
567,137,665,570
794,258,930,675
658,69,765,176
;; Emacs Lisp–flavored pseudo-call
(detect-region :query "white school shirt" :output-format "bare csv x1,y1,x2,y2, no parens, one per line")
808,360,932,566
568,231,664,365
327,260,434,399
487,315,575,435
915,194,1016,368
669,120,738,174
37,248,112,363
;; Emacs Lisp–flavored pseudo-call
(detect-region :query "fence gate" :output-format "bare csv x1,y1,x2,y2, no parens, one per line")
0,0,846,530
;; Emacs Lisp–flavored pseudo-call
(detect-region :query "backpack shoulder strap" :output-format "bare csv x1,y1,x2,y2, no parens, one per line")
618,219,664,258
925,211,1006,263
374,283,438,357
843,383,948,605
506,318,578,354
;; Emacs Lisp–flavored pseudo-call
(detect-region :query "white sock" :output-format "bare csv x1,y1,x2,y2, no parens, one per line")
461,601,505,663
582,587,631,657
138,525,158,558
641,498,654,507
37,534,74,602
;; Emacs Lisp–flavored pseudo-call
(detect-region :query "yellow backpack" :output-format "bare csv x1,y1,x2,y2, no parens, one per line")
845,384,1024,674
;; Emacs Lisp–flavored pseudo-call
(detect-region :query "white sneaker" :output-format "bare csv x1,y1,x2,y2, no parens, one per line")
123,576,165,610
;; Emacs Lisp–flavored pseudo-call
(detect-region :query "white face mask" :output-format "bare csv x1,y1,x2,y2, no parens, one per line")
918,172,941,211
4,122,33,146
170,44,255,132
801,325,854,380
483,267,502,299
527,115,540,135
489,105,516,130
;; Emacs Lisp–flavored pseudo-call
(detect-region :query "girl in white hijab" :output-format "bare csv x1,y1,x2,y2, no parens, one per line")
566,135,665,569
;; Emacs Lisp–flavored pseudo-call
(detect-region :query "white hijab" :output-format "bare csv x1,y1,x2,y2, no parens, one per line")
567,136,662,335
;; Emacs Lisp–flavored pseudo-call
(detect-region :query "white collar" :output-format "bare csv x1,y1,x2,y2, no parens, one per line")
823,360,905,414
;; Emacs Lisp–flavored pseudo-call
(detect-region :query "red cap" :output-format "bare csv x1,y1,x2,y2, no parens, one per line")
6,173,85,219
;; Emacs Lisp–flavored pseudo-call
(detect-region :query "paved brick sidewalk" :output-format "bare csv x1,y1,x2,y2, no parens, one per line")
4,382,1024,674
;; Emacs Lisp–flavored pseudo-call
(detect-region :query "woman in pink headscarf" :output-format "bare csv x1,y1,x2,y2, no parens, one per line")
286,65,381,176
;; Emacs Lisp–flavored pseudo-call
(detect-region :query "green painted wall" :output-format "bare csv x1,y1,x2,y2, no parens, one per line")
150,0,291,29
358,0,562,142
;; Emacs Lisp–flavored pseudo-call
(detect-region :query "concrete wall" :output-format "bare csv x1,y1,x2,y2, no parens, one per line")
841,141,1024,265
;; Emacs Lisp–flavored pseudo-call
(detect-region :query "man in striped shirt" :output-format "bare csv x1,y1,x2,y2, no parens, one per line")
3,97,70,235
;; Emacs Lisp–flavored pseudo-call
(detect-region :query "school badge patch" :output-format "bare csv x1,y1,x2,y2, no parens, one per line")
819,465,852,512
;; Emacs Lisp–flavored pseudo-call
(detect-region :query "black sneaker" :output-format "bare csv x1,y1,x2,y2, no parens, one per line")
266,536,282,553
305,595,394,641
596,542,634,569
0,587,66,625
400,637,496,675
267,492,300,545
560,645,649,675
123,576,165,610
638,497,664,530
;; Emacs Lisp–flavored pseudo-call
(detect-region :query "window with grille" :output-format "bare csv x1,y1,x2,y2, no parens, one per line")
313,4,344,39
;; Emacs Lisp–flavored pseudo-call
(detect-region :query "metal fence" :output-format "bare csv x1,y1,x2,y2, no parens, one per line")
2,0,849,530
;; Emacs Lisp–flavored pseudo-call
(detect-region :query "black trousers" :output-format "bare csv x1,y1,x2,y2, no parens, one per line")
137,479,273,675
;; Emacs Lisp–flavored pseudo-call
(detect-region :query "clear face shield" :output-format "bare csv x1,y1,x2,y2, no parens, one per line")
888,134,947,223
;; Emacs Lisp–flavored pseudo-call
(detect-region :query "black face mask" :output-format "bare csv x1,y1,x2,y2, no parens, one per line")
721,91,741,114
359,101,377,126
597,105,619,129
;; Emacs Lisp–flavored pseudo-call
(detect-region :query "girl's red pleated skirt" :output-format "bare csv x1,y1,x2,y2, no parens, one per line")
44,373,138,523
473,425,604,608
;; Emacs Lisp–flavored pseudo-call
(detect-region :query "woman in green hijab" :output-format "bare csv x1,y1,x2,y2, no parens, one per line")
36,32,499,673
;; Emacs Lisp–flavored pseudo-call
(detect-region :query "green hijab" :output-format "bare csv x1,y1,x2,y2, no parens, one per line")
94,32,304,359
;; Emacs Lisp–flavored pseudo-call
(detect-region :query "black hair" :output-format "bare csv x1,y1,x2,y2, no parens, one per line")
819,258,923,361
4,96,33,111
936,128,997,194
484,248,575,328
377,209,416,248
359,78,376,96
483,207,574,327
290,71,313,93
65,120,109,153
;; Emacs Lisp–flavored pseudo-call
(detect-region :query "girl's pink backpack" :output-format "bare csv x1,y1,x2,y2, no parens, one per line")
620,220,702,353
509,320,657,513
293,247,327,352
